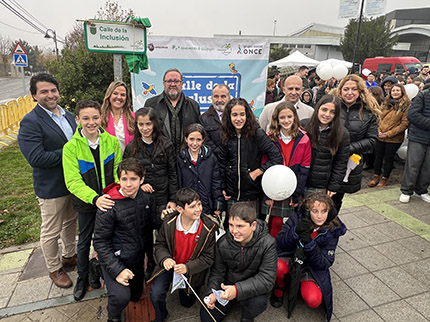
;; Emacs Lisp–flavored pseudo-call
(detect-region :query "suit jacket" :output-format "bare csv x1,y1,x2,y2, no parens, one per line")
18,104,77,199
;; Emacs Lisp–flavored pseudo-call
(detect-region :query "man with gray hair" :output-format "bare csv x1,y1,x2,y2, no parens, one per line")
199,84,231,158
144,68,200,154
259,75,314,132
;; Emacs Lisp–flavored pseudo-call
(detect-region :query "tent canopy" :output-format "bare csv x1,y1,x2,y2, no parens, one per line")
318,58,353,68
269,50,320,68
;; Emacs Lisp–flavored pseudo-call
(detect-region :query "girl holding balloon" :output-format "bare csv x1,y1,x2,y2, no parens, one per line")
219,98,282,228
304,94,350,198
264,101,312,238
367,84,410,188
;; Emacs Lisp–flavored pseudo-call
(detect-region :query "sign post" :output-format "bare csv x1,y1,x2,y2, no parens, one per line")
13,42,28,95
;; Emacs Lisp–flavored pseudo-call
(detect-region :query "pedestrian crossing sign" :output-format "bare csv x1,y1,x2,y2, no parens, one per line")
14,54,28,67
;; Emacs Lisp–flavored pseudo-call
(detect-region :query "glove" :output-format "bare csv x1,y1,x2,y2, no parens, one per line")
296,216,312,245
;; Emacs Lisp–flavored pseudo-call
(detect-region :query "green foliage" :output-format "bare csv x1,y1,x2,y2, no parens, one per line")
269,45,291,63
46,41,130,111
340,16,398,64
0,143,40,248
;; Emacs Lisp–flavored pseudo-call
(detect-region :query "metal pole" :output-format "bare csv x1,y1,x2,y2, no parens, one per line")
53,31,59,62
113,54,122,81
21,66,25,96
273,20,277,36
351,0,365,74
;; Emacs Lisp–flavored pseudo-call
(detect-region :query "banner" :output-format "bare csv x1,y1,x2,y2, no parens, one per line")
130,36,270,116
338,0,360,19
364,0,387,16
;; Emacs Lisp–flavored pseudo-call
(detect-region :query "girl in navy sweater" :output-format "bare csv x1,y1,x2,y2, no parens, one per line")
177,123,225,218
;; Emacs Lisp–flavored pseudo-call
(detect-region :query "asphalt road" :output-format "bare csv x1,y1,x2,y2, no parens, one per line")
0,76,31,105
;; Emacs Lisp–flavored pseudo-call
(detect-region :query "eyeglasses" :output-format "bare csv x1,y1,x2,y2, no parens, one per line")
163,79,182,84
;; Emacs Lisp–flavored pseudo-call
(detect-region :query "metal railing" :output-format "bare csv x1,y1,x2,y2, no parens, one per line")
0,95,34,146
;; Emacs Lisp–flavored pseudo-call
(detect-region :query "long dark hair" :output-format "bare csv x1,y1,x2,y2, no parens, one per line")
129,107,167,156
305,94,344,156
221,98,258,143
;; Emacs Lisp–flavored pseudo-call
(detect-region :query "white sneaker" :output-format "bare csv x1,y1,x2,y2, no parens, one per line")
399,194,410,203
419,193,430,203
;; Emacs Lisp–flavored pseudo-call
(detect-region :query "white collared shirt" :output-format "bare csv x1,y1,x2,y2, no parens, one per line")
176,214,200,235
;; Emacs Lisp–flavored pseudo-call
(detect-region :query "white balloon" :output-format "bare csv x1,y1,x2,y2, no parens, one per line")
262,165,297,201
361,68,371,77
318,65,334,81
316,62,330,75
404,84,419,100
332,65,348,80
397,146,407,160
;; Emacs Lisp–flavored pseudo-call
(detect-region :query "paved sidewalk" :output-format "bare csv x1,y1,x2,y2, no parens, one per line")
1,186,430,322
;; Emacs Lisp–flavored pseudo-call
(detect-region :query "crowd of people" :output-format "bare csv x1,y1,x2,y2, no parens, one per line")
17,64,430,322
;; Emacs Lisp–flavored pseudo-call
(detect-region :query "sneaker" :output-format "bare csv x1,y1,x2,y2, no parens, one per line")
74,276,89,301
399,194,410,203
419,193,430,203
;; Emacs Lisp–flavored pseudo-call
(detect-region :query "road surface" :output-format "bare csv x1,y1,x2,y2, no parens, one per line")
0,76,31,105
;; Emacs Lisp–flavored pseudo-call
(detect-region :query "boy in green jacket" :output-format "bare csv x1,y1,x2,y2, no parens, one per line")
63,99,122,301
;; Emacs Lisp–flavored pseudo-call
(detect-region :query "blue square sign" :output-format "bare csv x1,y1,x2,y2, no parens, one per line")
14,54,28,67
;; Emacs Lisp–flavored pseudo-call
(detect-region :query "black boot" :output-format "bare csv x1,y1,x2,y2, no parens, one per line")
270,290,283,308
74,275,89,301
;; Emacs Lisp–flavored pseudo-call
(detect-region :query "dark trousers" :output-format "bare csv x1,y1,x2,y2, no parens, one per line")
101,264,144,318
331,192,345,214
373,140,401,178
200,293,268,322
150,270,197,322
401,140,430,195
77,211,96,277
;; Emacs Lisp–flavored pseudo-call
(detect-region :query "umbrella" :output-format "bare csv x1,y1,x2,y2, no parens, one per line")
287,237,307,318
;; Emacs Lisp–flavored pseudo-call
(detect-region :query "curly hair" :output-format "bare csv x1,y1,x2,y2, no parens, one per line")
383,84,411,114
304,192,340,231
335,74,381,120
221,98,258,143
101,81,134,134
268,101,300,141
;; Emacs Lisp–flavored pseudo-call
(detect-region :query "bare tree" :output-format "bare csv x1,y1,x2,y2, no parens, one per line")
0,34,12,65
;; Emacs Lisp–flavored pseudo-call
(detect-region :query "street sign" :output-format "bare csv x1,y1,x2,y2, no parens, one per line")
14,54,28,67
84,20,148,54
13,42,27,55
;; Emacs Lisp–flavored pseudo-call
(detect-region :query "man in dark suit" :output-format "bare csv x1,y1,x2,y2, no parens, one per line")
18,73,77,288
144,68,200,155
199,84,230,158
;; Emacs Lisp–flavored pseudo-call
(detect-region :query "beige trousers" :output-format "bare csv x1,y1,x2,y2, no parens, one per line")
37,195,77,272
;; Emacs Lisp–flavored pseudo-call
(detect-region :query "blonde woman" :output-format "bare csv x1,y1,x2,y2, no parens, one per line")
333,74,381,211
101,81,135,152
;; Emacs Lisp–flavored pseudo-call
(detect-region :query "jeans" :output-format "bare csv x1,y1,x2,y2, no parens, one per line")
400,140,430,195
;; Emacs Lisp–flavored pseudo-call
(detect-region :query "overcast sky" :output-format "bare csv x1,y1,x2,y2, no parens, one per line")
1,0,429,51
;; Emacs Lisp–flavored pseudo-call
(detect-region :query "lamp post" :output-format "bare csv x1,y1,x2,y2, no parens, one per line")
44,29,59,62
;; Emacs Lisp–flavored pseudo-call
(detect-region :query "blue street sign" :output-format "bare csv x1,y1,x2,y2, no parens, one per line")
14,54,28,67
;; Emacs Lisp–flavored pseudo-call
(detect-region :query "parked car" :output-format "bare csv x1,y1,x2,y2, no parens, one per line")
362,57,422,74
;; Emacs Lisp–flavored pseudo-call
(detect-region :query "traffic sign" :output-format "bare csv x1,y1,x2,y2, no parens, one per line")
13,42,27,55
14,54,28,67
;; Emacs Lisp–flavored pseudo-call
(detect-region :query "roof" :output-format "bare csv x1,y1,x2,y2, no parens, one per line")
287,23,344,38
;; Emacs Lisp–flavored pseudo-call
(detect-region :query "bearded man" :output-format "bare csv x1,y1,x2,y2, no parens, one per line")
199,84,231,158
144,68,200,154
